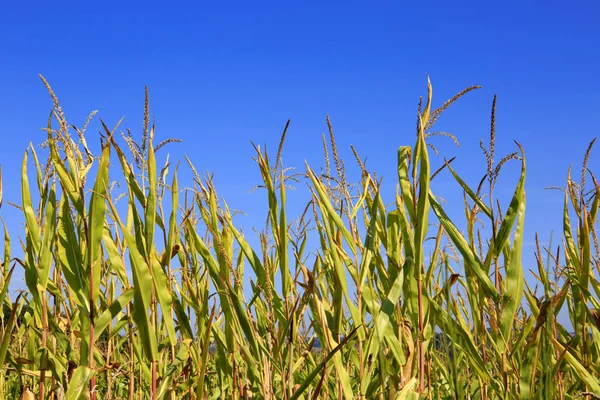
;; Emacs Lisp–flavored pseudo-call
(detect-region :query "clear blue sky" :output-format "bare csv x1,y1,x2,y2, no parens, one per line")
1,2,599,298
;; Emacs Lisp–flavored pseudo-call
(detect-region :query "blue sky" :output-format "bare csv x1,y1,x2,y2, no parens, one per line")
1,2,599,305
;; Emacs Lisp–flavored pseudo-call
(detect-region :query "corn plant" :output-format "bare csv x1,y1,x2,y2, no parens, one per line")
0,75,598,400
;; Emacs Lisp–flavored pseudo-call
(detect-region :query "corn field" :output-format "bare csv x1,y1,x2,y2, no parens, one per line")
0,76,599,400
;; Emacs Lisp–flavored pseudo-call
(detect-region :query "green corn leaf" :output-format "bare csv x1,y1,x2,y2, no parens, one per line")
145,125,157,256
563,194,580,270
552,337,600,395
2,219,10,279
0,294,22,368
430,192,499,301
227,220,266,288
21,150,41,257
102,227,130,287
279,169,291,297
491,145,526,260
108,136,146,206
164,169,179,269
196,305,216,400
413,119,431,272
290,326,358,400
47,135,84,216
107,193,158,361
66,366,93,400
37,182,57,291
87,142,110,303
306,165,357,255
445,163,493,219
498,148,526,352
398,146,416,222
150,255,177,346
94,288,134,341
429,300,490,382
395,378,418,400
0,263,15,314
172,292,194,340
56,197,88,310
